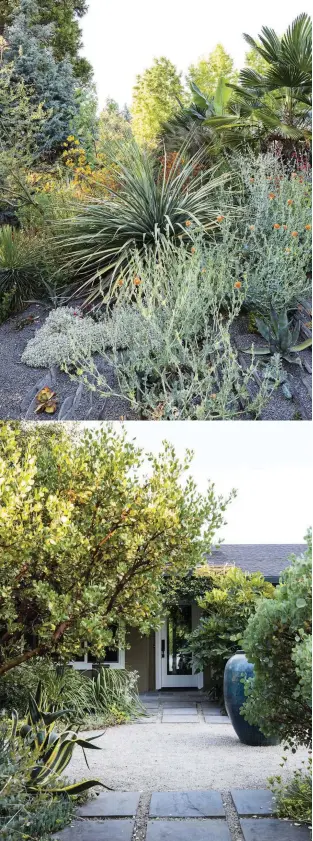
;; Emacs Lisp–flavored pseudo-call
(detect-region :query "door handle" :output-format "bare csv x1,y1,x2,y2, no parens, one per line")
161,639,165,658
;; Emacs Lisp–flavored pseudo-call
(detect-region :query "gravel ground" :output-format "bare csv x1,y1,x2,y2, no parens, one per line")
0,304,311,421
66,722,308,791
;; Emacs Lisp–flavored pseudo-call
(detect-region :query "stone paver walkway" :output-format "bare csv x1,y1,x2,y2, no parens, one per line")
53,789,311,841
139,691,231,725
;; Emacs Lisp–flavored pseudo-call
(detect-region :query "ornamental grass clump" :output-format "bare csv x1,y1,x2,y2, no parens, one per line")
56,141,233,302
65,238,280,419
229,152,312,314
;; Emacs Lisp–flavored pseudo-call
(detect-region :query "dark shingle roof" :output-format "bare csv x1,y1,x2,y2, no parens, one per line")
208,544,306,581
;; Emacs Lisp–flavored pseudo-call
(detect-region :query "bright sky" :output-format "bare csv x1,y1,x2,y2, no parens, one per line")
81,0,312,108
86,421,312,545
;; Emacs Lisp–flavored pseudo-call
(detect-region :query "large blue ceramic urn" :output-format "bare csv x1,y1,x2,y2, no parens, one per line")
224,650,279,746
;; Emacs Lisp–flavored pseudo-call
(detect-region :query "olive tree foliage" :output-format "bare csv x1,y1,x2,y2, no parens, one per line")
242,533,312,749
0,423,234,676
3,0,78,154
186,566,274,700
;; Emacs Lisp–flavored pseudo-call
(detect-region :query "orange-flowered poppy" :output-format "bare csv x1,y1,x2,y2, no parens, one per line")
191,246,196,253
287,199,294,206
234,281,242,289
185,220,192,227
216,215,225,222
249,225,255,231
133,276,142,286
305,224,311,231
291,231,298,237
268,192,276,200
117,278,124,287
273,223,281,229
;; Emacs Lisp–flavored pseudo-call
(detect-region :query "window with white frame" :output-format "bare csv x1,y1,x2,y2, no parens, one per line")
70,626,125,670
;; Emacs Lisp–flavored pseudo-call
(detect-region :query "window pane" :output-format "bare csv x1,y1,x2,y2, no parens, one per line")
167,605,192,675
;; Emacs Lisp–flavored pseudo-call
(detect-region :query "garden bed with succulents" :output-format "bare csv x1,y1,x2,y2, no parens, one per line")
0,298,311,421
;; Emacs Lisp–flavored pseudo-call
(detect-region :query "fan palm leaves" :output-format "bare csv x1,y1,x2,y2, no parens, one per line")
57,141,231,302
231,14,312,143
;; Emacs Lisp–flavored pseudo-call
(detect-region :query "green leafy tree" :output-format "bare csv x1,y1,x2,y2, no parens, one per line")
187,44,236,99
3,0,78,155
0,424,233,676
186,566,274,699
98,97,133,164
131,57,184,146
0,0,92,81
242,533,312,749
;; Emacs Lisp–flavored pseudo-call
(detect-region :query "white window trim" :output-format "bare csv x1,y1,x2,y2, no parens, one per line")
70,643,125,671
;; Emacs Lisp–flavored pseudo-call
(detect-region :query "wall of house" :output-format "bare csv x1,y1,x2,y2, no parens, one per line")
125,628,155,692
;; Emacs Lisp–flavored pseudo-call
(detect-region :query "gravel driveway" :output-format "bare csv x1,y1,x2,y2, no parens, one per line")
66,722,308,791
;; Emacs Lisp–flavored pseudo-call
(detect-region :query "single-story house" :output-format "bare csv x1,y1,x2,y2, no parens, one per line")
72,543,305,693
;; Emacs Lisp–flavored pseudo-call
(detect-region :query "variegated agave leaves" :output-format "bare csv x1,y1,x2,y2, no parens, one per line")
244,307,312,363
57,141,232,304
6,682,109,796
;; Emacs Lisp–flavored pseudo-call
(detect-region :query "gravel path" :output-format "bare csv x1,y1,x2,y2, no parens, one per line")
66,722,308,791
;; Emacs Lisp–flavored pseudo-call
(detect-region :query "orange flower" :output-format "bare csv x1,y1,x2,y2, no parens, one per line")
305,224,311,231
191,246,196,254
117,277,124,287
273,223,281,229
234,281,242,289
216,215,225,222
249,225,255,231
201,268,206,274
287,199,294,206
185,219,192,227
268,192,276,200
291,231,298,237
133,276,142,286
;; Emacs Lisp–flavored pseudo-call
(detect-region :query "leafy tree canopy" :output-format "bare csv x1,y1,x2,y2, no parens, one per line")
242,533,312,749
0,0,92,82
0,423,233,676
187,44,236,99
131,56,184,146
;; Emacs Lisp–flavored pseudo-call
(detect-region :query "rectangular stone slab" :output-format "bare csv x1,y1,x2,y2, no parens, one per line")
162,715,199,723
163,708,199,714
240,818,312,840
77,792,140,817
150,791,225,817
231,789,274,816
53,820,134,840
147,820,231,840
204,716,231,724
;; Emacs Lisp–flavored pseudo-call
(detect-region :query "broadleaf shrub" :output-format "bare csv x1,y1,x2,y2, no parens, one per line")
241,532,312,749
186,566,274,700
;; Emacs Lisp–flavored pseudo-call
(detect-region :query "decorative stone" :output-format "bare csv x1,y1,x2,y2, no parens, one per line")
149,791,225,817
77,792,140,817
147,820,231,840
240,818,311,840
53,820,134,840
231,789,274,816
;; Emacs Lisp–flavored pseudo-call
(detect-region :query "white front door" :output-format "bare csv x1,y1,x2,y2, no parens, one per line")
155,604,203,689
